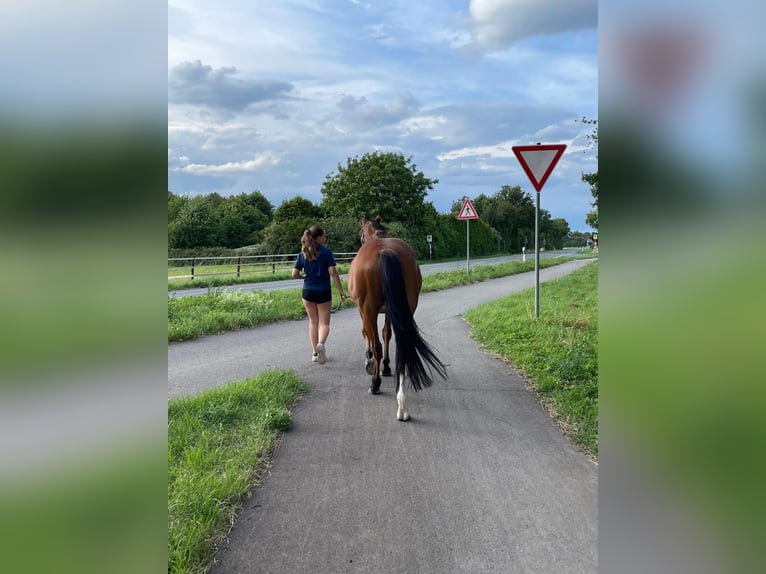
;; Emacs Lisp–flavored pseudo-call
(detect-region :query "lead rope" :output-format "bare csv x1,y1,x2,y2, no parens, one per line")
332,294,349,313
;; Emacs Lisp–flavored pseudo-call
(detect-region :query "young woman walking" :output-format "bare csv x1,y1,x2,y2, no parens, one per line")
292,225,347,364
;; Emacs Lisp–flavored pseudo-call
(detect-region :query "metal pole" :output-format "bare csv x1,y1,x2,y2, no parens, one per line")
535,191,540,318
466,219,470,272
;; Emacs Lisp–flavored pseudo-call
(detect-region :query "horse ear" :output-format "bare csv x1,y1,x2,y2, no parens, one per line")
359,216,366,225
374,215,381,222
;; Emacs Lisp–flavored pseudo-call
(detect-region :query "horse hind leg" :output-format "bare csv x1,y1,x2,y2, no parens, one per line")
369,337,382,394
362,324,382,394
364,336,374,375
396,374,409,421
381,315,392,377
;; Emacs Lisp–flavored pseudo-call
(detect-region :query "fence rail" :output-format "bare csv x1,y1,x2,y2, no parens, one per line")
168,252,358,282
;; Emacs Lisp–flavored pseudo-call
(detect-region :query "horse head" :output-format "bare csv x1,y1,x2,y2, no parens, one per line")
359,215,388,244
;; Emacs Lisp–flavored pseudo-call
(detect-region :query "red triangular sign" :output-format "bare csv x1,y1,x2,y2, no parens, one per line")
458,198,479,220
512,144,567,192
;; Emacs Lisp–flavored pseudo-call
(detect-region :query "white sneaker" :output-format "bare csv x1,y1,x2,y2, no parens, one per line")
316,343,326,364
312,352,318,363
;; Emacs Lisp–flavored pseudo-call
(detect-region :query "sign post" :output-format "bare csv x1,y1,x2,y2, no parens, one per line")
457,197,479,272
427,234,433,260
512,143,567,317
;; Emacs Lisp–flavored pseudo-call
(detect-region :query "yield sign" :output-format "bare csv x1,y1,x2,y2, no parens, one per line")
512,144,567,192
457,198,479,220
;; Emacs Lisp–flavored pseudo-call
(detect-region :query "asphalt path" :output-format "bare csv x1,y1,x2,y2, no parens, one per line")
168,258,597,573
168,249,580,298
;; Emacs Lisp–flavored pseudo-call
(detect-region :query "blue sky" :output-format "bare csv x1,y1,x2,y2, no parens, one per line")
168,0,598,231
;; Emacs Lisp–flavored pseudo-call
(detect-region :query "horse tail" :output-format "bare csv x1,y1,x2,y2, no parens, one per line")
379,250,448,391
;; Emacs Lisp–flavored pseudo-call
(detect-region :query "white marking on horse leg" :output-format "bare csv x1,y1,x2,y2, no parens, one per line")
396,374,409,421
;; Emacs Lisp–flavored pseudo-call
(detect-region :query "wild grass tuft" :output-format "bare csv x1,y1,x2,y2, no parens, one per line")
168,370,308,574
464,262,598,458
168,288,306,342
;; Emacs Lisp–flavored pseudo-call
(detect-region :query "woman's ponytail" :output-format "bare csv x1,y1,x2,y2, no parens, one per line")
301,227,320,261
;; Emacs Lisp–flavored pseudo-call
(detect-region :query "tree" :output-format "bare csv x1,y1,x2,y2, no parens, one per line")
259,196,322,254
217,200,252,248
579,116,598,230
272,196,322,223
543,217,571,250
495,185,536,252
583,171,598,230
240,190,274,221
564,230,591,247
450,186,536,252
320,151,438,228
260,217,315,255
168,195,219,248
321,215,364,254
168,191,187,223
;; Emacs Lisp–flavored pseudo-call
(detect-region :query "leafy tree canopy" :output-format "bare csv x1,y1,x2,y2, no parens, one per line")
320,151,438,227
273,196,322,223
578,116,598,231
168,195,218,249
450,185,537,252
238,190,274,220
167,190,274,249
583,171,598,230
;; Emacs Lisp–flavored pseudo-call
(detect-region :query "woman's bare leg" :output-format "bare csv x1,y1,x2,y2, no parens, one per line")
302,299,320,353
317,301,332,345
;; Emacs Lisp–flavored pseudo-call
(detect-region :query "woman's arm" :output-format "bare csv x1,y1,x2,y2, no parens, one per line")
292,268,303,279
329,266,347,299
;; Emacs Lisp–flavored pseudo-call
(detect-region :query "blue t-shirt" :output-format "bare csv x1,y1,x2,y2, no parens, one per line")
294,245,337,291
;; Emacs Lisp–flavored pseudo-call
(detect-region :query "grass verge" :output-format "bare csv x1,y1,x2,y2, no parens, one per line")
168,370,309,574
168,257,581,342
463,262,598,459
168,264,352,291
421,257,564,292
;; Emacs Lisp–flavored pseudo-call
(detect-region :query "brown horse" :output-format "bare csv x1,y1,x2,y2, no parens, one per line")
347,216,447,420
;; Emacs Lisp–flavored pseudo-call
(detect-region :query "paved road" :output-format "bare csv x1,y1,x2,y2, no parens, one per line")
168,249,581,298
168,259,598,573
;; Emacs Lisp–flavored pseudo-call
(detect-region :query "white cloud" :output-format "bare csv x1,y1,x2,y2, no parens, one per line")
467,0,597,50
437,141,518,162
398,115,449,137
174,153,281,175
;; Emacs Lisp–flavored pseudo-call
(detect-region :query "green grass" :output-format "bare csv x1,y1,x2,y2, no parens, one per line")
168,256,584,342
168,251,594,291
421,257,567,292
168,370,309,574
168,263,353,291
463,262,598,458
168,288,308,342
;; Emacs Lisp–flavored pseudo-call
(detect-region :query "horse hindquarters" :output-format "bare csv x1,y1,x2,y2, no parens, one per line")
378,251,447,393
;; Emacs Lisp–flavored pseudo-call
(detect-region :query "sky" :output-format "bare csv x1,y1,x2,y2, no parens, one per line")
168,0,598,231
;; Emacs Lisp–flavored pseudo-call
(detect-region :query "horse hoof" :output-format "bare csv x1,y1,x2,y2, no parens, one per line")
382,367,392,377
365,360,374,376
368,387,381,395
397,411,410,421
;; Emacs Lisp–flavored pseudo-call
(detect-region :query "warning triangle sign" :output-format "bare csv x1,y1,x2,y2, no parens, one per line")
457,198,479,220
512,144,567,192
